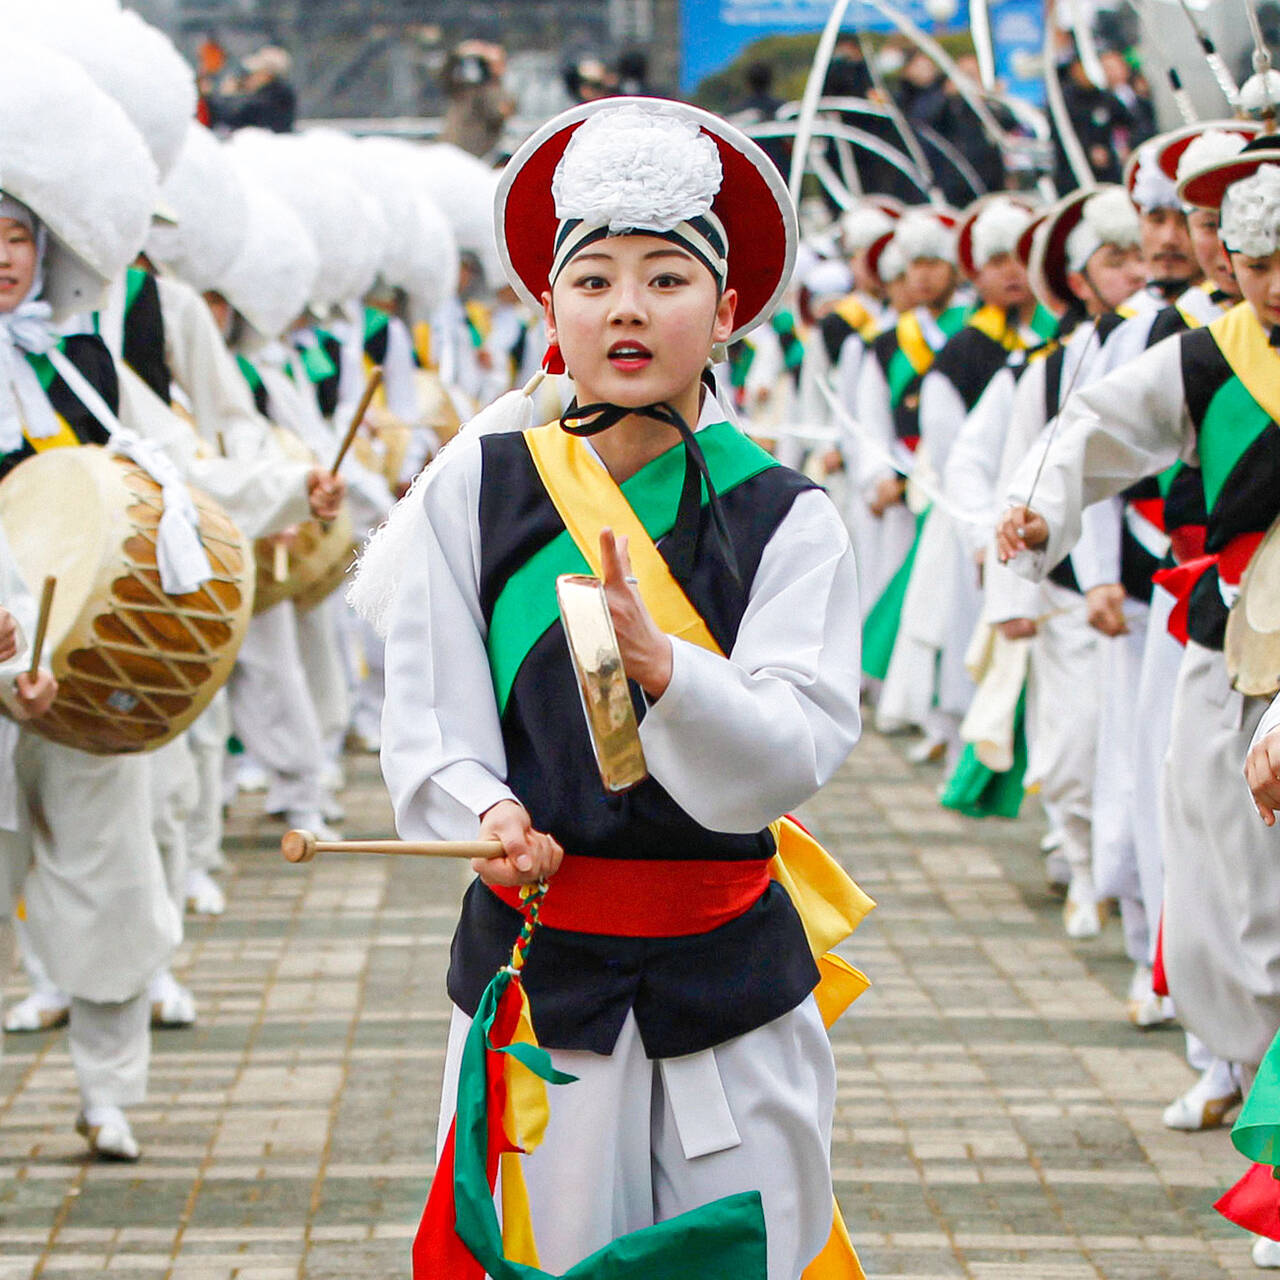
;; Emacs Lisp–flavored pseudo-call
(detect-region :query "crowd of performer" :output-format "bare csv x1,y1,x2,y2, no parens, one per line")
5,1,1280,1275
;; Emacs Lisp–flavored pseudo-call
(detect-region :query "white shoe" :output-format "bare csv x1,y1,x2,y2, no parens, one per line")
1043,850,1071,891
3,989,70,1032
1127,964,1175,1028
1163,1061,1242,1131
76,1107,140,1161
1254,1236,1280,1267
1040,826,1064,853
284,810,340,843
321,761,345,793
321,793,346,824
236,759,269,793
184,868,226,916
148,970,196,1028
906,735,946,765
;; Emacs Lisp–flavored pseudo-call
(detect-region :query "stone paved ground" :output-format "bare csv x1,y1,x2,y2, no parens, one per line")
0,728,1265,1279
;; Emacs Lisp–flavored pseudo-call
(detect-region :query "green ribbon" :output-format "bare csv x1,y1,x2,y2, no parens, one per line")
861,508,929,681
940,692,1028,819
452,969,770,1280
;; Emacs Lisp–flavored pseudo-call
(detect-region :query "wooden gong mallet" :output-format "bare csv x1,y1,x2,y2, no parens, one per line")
282,828,503,864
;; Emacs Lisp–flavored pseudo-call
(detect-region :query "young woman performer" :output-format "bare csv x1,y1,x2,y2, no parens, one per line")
361,99,866,1277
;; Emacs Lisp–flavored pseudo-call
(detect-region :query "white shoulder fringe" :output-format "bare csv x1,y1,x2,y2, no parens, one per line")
346,376,544,637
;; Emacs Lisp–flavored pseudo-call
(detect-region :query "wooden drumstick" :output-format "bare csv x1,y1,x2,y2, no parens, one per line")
329,367,384,477
27,575,55,678
282,829,504,864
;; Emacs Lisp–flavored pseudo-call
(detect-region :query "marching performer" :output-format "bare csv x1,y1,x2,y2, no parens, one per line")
855,206,965,729
359,99,867,1278
876,196,1053,768
0,38,191,1160
997,141,1280,1241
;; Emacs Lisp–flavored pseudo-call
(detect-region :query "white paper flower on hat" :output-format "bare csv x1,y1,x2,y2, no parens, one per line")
1177,129,1249,183
1239,71,1280,122
1130,145,1179,213
840,205,894,254
893,210,955,264
1065,186,1140,271
971,199,1033,269
552,105,722,233
1221,164,1280,260
878,241,906,282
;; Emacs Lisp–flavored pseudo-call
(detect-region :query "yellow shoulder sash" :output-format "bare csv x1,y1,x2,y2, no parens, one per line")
525,415,872,1280
1209,302,1280,428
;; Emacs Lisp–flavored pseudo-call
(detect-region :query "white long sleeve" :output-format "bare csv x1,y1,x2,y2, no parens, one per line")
853,353,899,493
1003,334,1193,579
638,488,862,832
947,365,1015,557
918,367,971,478
381,421,863,843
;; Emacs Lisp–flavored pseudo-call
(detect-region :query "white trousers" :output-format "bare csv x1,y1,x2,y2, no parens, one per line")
1132,586,1181,962
228,602,326,815
0,735,178,1001
296,594,350,760
69,992,150,1109
1162,642,1279,1068
437,998,836,1280
1092,608,1150,961
0,735,172,1110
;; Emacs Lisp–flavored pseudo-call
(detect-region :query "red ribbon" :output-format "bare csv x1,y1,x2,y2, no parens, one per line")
1150,530,1264,645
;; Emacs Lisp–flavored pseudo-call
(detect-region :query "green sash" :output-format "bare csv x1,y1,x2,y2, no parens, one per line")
486,420,777,715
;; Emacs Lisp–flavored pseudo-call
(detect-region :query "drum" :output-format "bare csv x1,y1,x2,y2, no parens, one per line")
1226,516,1280,697
253,427,357,615
0,445,254,754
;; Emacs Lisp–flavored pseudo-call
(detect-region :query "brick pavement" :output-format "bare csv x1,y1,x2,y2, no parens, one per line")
0,729,1265,1279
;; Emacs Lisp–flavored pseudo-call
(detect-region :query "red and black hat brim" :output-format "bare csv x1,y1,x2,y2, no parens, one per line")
1153,120,1263,182
1178,138,1280,211
494,97,797,343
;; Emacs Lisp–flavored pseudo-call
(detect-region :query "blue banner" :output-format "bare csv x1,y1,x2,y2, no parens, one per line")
990,0,1046,107
679,0,973,92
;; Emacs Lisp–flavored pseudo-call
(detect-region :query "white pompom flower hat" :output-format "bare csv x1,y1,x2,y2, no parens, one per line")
495,97,798,370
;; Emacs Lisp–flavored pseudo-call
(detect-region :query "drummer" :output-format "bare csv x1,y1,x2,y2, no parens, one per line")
0,189,179,1161
996,140,1280,1218
364,99,864,1275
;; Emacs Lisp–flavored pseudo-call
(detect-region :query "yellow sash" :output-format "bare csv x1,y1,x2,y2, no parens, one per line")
26,413,80,453
524,420,873,1280
833,293,879,343
1209,302,1280,428
896,310,934,377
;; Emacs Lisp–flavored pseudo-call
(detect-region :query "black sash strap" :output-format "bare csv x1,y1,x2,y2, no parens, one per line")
558,387,741,587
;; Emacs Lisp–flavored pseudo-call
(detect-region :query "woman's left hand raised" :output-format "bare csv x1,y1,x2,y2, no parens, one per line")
599,528,673,700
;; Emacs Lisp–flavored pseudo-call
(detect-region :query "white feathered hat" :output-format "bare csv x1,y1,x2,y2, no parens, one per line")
0,33,158,319
9,0,196,182
417,141,504,287
229,129,385,313
338,134,461,314
214,179,319,341
146,123,249,293
1028,185,1139,309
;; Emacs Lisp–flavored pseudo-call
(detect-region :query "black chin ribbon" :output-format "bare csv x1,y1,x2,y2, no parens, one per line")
559,393,741,587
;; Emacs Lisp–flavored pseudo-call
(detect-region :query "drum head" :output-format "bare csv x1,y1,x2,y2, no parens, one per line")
0,447,115,656
1226,516,1280,696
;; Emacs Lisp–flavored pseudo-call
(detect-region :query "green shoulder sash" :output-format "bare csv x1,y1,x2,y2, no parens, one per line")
486,419,776,715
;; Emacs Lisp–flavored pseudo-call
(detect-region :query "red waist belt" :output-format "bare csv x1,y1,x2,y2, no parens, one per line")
1151,529,1263,645
488,856,772,938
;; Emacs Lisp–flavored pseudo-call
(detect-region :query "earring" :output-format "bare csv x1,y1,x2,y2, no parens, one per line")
542,342,566,376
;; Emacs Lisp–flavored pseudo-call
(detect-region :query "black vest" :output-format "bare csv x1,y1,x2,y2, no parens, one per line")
446,430,823,1058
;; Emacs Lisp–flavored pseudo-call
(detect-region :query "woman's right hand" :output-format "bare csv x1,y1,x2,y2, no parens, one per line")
475,799,564,887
